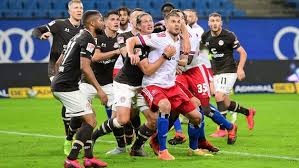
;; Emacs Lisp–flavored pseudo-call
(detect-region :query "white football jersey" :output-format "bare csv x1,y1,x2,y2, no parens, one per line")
138,31,181,88
180,25,211,72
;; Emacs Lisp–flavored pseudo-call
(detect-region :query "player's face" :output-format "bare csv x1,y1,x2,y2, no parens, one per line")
208,16,222,32
165,16,181,36
139,15,154,34
93,15,104,32
130,11,143,29
105,14,120,32
184,11,197,26
119,10,129,26
69,2,83,21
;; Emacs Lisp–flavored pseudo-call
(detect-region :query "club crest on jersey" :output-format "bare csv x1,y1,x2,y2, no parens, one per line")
113,42,119,49
117,36,124,44
101,43,106,48
64,28,70,32
86,43,95,53
218,40,224,46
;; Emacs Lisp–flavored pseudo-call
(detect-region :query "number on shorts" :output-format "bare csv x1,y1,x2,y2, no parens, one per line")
197,83,208,93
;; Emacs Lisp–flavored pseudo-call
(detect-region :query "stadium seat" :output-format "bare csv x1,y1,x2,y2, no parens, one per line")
109,0,123,10
123,0,138,9
51,0,68,10
35,0,51,10
138,0,152,10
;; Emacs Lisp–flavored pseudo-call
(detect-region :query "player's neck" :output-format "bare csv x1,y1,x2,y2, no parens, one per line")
86,28,96,37
104,29,117,38
167,30,179,41
69,17,80,27
120,23,128,31
131,28,139,36
211,28,222,37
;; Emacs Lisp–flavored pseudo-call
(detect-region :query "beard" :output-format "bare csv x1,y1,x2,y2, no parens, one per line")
120,20,129,26
95,28,103,35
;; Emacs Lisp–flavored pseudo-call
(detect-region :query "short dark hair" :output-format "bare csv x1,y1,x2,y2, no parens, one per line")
131,8,144,13
164,10,180,21
117,7,131,16
161,2,175,12
209,12,222,19
104,10,119,20
183,9,198,17
82,10,101,27
170,9,187,23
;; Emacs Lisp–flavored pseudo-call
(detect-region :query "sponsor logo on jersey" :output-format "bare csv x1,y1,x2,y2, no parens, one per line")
64,28,70,32
113,42,119,49
86,43,95,53
117,36,124,44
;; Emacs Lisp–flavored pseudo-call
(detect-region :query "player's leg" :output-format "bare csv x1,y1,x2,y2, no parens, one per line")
130,109,157,156
225,96,256,130
142,86,174,160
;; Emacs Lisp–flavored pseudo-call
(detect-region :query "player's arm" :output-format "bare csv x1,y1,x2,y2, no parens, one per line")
126,36,142,65
92,48,120,62
32,25,52,40
54,53,65,75
32,20,60,40
231,32,247,81
138,45,176,75
180,23,191,55
81,57,108,105
236,46,247,81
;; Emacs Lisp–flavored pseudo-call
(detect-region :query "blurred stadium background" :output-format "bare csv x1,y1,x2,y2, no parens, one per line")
0,0,299,97
0,1,299,168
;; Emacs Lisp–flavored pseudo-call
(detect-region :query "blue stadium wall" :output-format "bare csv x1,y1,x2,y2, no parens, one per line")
0,18,299,97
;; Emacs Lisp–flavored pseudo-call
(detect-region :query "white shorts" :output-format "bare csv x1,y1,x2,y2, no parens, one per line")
213,73,237,95
53,90,93,118
112,81,149,112
79,82,114,107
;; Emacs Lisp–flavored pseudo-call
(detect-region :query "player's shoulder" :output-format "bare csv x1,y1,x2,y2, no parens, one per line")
48,19,66,25
222,29,236,37
201,30,211,39
79,30,94,42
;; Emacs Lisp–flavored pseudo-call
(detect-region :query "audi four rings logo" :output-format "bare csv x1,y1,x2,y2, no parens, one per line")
0,28,52,63
274,26,299,60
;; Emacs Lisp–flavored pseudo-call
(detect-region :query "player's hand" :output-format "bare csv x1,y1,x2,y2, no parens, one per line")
176,67,183,75
97,91,108,105
237,68,245,81
40,32,51,40
128,52,140,65
164,45,176,58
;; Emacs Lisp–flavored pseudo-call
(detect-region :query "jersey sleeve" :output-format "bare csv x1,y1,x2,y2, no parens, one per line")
229,32,241,49
137,33,161,48
80,36,96,59
46,20,61,34
117,33,126,48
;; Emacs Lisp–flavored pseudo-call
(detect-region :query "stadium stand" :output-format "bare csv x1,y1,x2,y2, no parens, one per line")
0,0,246,19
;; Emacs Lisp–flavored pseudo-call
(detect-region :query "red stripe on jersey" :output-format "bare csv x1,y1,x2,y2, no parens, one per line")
137,35,146,46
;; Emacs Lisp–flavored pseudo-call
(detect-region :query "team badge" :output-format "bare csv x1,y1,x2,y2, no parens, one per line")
117,36,124,44
218,40,224,46
113,42,119,49
86,43,95,53
101,43,106,48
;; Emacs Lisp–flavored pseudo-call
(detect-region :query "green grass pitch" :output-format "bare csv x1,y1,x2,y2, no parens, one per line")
0,94,298,168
